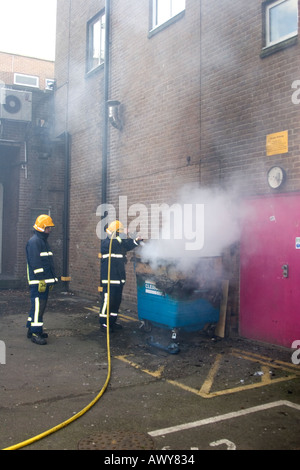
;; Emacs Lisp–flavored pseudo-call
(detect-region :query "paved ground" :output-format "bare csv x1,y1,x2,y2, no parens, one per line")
0,289,299,453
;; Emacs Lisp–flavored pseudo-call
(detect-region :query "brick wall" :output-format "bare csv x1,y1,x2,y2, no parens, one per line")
0,51,54,90
55,0,105,298
200,0,300,195
200,0,300,325
0,98,64,283
0,51,63,283
108,0,201,303
54,0,300,314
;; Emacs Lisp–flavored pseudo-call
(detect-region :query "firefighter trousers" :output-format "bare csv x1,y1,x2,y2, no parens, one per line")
99,283,123,328
27,285,49,335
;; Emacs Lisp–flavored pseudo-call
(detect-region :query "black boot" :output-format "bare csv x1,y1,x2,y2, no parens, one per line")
100,324,114,333
31,333,47,345
27,329,48,339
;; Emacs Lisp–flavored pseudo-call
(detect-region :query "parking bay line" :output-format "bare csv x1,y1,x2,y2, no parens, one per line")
117,351,298,398
84,306,138,323
85,309,299,396
148,400,300,437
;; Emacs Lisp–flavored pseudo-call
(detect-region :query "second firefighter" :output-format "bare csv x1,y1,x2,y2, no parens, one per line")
99,220,142,332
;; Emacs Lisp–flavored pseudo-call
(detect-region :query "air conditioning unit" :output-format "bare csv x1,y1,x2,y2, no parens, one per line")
0,88,32,122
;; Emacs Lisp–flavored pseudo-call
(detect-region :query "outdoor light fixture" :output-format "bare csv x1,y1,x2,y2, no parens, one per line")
107,100,122,131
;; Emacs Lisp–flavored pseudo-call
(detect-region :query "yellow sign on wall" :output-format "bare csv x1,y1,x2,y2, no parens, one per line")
266,130,288,156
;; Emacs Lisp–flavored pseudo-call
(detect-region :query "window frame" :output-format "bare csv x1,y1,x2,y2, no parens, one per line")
149,0,185,36
262,0,298,55
14,73,39,88
86,10,106,75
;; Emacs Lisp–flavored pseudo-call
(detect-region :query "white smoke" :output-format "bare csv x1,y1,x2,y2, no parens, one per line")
140,183,245,272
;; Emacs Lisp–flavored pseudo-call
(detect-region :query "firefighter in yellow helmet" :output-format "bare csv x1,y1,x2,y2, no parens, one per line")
99,220,142,332
26,215,58,345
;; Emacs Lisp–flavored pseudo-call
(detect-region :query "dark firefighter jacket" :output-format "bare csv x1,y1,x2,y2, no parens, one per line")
100,236,139,285
26,231,58,286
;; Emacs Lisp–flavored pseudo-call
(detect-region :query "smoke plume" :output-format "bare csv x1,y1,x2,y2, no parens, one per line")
139,183,245,272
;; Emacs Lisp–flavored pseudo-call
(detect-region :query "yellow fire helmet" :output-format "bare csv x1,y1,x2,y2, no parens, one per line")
106,220,124,235
33,214,55,232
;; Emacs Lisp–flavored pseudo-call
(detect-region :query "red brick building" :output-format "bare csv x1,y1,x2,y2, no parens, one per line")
54,0,300,346
0,51,64,288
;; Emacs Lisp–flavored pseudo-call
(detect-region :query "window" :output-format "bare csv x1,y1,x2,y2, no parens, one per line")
86,11,105,74
265,0,298,47
14,73,39,88
152,0,185,29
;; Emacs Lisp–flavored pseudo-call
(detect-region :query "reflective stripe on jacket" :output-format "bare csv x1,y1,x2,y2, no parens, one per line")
100,235,138,284
26,231,57,285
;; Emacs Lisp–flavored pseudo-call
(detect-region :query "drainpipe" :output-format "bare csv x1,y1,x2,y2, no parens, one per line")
62,131,70,289
99,0,111,296
102,0,111,207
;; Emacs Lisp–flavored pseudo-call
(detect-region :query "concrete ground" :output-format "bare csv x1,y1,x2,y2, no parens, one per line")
0,289,299,452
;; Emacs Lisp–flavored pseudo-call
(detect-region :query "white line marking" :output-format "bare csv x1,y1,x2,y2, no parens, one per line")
148,400,300,437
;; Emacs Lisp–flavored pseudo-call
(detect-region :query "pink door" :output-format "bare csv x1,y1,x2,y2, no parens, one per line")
240,193,300,348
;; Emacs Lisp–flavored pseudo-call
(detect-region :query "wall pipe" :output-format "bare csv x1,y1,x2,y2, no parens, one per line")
61,0,72,288
62,131,70,288
102,0,111,207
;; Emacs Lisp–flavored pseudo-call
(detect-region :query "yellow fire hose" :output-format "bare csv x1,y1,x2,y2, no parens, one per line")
2,234,115,451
